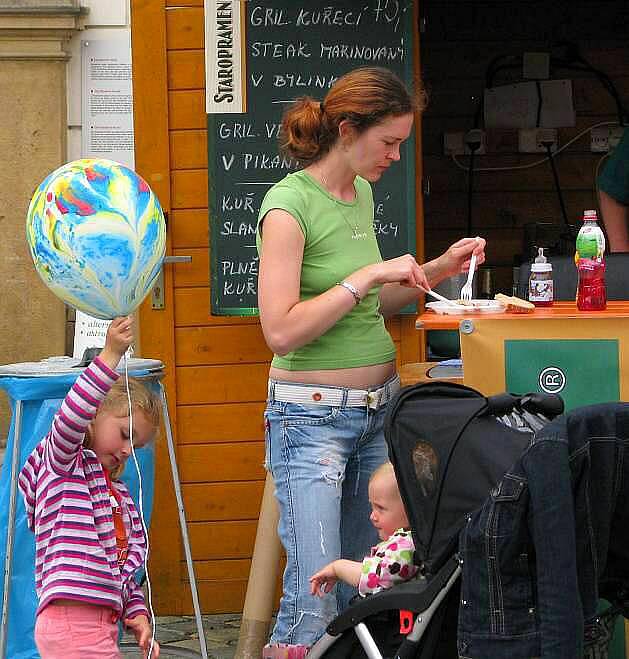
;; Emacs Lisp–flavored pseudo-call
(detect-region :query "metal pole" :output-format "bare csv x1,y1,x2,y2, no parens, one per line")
158,384,208,659
0,399,22,659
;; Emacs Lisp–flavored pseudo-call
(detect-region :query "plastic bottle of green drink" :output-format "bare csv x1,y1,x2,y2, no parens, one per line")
575,209,606,310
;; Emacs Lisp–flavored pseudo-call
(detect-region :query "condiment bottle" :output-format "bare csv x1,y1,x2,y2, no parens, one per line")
528,247,553,307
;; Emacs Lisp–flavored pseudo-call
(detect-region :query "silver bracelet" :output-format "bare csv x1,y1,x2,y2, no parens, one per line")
338,280,362,305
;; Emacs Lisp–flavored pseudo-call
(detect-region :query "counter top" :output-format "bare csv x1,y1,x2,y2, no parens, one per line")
416,300,629,330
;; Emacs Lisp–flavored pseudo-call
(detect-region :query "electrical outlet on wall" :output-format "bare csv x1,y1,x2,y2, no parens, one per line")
591,126,611,152
443,130,486,155
518,128,558,153
590,126,625,152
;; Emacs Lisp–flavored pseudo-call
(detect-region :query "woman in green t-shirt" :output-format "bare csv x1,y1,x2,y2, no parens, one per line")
257,67,485,657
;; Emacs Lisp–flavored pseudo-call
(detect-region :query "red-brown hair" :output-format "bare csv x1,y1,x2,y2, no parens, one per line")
280,67,427,165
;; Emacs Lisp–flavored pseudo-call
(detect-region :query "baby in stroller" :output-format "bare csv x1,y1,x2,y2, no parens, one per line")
309,462,418,599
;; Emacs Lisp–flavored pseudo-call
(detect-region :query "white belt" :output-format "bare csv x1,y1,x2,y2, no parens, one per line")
268,375,400,410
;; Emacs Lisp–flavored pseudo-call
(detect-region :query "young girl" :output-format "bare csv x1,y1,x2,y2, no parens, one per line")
309,462,417,598
18,316,161,659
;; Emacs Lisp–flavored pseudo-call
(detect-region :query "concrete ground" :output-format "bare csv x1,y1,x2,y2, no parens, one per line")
120,613,244,658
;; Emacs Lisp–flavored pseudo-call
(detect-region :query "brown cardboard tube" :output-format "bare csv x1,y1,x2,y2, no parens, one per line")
235,471,281,659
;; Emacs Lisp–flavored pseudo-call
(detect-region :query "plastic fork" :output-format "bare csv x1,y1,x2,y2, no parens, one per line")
459,251,478,302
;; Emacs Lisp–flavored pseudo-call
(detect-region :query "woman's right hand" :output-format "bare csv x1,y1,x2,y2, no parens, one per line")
368,254,430,290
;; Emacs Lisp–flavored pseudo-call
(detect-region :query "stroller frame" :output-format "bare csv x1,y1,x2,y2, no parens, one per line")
308,556,461,659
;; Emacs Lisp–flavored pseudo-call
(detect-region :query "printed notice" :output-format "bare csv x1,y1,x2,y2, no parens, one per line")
73,311,134,360
73,310,110,358
81,39,135,168
205,0,245,113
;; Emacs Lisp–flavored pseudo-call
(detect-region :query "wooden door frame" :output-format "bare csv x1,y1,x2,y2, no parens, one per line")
131,0,183,613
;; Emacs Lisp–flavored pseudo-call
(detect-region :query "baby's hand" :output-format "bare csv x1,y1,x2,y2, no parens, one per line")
309,561,338,597
124,615,160,658
99,316,133,369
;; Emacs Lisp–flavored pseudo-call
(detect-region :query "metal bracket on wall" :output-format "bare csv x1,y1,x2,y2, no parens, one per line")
460,319,475,335
151,255,192,310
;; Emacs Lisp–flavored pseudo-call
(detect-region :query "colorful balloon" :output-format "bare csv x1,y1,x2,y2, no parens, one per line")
26,158,166,319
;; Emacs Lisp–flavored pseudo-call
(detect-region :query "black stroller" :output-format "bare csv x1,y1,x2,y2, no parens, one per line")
307,381,564,659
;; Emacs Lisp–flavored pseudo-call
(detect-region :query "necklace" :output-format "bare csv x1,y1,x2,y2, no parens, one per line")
315,167,368,241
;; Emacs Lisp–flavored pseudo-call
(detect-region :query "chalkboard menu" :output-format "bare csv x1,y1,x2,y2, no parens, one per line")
208,0,417,315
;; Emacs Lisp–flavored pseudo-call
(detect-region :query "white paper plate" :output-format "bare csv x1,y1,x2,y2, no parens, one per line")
426,300,505,315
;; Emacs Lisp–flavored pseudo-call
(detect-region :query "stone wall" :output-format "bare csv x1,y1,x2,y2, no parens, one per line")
0,1,83,443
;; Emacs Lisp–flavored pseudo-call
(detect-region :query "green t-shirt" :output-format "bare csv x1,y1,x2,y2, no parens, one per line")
256,171,396,370
598,128,629,204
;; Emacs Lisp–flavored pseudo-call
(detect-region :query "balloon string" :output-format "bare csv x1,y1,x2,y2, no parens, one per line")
123,353,157,657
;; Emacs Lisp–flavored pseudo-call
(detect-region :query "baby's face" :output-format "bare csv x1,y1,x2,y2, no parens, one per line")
368,474,409,540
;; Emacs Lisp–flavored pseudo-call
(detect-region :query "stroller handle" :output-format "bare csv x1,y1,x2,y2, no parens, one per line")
485,391,564,418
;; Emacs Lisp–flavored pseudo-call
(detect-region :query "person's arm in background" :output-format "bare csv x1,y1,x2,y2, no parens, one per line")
599,189,629,252
597,127,629,252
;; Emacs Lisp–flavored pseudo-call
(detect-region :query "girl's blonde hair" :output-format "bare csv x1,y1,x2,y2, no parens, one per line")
84,377,161,479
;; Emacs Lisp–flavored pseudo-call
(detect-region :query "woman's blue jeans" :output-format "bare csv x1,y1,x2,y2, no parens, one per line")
264,387,391,646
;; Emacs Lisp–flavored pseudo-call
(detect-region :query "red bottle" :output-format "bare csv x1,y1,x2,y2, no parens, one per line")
575,210,606,311
576,258,607,311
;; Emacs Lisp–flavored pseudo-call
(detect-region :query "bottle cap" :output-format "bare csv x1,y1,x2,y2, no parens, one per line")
531,247,552,272
583,209,598,221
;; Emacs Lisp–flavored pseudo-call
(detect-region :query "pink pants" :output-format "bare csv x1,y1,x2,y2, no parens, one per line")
35,603,121,659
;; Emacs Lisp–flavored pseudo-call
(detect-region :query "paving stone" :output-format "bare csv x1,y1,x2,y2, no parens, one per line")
121,614,242,658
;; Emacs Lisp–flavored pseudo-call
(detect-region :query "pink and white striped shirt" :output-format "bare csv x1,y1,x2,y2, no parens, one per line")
18,357,149,620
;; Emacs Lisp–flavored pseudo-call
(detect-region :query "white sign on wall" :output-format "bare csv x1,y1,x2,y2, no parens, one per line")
81,38,135,168
73,311,110,358
204,0,245,114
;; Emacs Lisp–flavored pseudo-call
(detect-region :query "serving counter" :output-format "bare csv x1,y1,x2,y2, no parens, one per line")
416,301,629,411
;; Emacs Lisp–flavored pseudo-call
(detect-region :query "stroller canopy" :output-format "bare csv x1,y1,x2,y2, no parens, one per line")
384,382,559,574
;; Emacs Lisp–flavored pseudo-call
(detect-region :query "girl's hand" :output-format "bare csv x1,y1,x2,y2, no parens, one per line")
440,236,486,278
370,254,430,290
309,561,339,597
98,316,133,369
124,615,160,658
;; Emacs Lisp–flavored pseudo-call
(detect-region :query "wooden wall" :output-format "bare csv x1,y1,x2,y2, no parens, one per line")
133,0,422,614
420,0,629,294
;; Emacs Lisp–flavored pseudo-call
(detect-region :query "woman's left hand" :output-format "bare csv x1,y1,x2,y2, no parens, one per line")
440,236,486,278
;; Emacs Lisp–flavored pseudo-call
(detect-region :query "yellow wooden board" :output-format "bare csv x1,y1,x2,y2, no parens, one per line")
461,316,629,399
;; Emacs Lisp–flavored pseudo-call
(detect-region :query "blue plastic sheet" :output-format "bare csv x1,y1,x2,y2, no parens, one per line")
0,369,159,659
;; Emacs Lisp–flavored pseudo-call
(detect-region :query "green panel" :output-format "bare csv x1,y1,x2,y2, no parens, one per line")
504,339,619,411
208,1,417,315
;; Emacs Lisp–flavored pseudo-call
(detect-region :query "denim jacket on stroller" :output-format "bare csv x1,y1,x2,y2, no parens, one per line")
458,401,629,659
307,381,563,659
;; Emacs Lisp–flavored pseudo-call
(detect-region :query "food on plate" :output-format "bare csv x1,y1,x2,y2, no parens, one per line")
494,293,535,314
